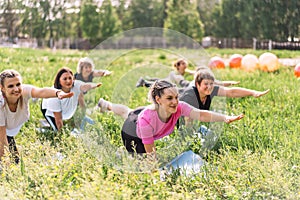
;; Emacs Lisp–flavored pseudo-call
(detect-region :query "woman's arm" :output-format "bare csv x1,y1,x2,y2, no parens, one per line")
80,82,102,93
189,109,244,123
93,70,112,77
31,87,74,99
53,112,63,131
185,69,196,75
214,80,240,87
78,93,85,108
0,126,8,159
217,86,270,98
144,143,157,161
144,143,156,153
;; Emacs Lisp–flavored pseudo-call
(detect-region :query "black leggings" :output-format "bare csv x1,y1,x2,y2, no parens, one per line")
41,108,58,131
121,107,146,153
7,136,19,164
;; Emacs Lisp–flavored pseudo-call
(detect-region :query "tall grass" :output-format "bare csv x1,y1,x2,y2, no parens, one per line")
0,47,299,199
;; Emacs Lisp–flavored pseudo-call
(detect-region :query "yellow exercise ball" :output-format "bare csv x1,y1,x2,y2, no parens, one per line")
259,52,279,72
241,54,259,72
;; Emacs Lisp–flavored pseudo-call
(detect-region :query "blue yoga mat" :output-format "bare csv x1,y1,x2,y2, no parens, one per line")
160,150,205,179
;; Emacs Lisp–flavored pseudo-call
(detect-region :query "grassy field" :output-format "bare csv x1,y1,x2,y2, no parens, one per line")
0,47,300,199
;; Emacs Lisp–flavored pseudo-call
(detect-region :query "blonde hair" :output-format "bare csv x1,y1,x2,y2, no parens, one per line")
0,69,23,108
173,59,187,70
76,57,95,74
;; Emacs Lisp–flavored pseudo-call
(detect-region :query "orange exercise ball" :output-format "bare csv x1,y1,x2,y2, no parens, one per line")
208,56,225,69
259,52,280,72
229,54,243,69
241,54,259,72
294,63,300,78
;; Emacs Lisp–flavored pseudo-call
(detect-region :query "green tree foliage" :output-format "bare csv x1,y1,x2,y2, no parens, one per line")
0,0,22,39
115,0,132,31
196,0,219,36
80,1,100,40
210,0,300,41
99,0,122,41
2,0,299,45
164,0,204,42
126,0,166,29
20,0,72,46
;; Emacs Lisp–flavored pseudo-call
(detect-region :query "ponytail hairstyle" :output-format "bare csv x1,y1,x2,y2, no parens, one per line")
148,80,177,105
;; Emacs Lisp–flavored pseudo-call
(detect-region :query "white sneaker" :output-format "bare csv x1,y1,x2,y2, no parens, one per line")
70,128,81,137
97,98,110,113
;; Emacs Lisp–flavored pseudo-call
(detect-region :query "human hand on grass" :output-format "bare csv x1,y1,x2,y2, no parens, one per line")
224,114,244,124
253,89,270,98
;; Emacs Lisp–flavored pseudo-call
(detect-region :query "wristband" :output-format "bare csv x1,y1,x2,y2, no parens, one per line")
56,90,61,97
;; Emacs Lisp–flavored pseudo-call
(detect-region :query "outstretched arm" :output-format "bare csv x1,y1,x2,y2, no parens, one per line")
214,80,240,87
0,126,8,160
217,86,270,98
93,70,112,77
185,69,196,75
80,82,102,93
189,109,244,123
53,112,63,131
31,87,74,99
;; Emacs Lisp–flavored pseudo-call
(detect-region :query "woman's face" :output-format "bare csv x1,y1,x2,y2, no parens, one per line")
1,76,23,100
177,61,187,75
59,72,74,91
196,78,214,96
81,63,93,77
156,87,179,114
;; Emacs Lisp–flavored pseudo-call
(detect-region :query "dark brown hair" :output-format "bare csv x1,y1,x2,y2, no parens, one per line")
148,80,176,104
54,67,73,89
194,69,215,86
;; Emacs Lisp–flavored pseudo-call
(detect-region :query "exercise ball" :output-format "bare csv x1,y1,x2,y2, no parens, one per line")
241,54,259,72
208,56,225,69
259,52,279,72
294,63,300,77
229,54,243,69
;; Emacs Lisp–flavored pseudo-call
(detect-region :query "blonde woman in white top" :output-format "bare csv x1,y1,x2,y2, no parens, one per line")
0,69,73,163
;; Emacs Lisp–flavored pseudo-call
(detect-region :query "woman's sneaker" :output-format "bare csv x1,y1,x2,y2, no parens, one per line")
97,98,110,113
135,77,146,87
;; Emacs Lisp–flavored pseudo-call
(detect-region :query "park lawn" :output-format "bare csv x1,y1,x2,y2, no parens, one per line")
0,47,299,199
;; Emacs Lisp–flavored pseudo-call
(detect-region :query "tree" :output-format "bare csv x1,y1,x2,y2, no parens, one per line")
115,0,132,30
164,0,204,42
196,0,219,36
0,0,22,41
99,0,122,41
126,0,166,29
80,0,101,44
209,0,300,41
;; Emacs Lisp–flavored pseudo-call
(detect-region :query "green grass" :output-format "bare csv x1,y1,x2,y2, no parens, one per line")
0,47,300,199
